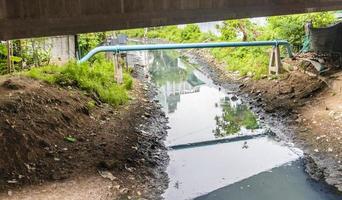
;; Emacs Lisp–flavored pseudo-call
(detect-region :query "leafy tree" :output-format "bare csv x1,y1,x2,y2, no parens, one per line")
264,12,336,51
218,19,259,41
0,43,7,74
0,42,23,74
78,32,107,57
20,39,51,67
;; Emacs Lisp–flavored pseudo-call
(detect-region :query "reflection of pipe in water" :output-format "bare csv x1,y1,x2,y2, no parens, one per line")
168,132,268,151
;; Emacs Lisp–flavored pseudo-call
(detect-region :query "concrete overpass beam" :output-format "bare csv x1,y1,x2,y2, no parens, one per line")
0,0,342,40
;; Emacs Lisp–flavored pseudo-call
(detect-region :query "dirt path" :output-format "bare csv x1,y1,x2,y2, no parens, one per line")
0,175,113,200
0,76,168,199
295,71,342,190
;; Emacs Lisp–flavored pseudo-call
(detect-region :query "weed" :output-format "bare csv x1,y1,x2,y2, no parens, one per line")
86,100,96,111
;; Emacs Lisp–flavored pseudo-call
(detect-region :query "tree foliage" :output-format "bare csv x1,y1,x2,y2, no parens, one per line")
78,32,107,57
218,19,259,41
263,12,336,51
0,43,7,74
180,24,202,42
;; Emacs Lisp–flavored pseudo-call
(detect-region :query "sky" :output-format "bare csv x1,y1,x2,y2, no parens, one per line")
179,11,341,36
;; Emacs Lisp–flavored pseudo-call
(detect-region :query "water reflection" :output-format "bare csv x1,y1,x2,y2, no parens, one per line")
214,101,259,137
139,48,341,200
197,159,342,200
146,49,262,145
149,51,205,114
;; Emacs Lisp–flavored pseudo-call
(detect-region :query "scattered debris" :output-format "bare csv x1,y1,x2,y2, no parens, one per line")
64,136,77,143
98,170,117,181
242,141,249,149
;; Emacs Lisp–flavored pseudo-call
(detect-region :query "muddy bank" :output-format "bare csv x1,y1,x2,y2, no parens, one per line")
183,48,342,191
0,75,168,199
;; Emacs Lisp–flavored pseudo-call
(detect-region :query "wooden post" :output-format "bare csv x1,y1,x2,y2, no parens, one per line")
114,53,118,81
269,46,282,75
10,41,14,72
106,52,114,61
123,53,128,71
117,54,123,84
17,40,23,70
6,40,12,73
114,53,123,84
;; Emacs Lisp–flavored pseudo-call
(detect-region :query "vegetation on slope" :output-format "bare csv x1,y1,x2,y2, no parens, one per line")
26,57,133,106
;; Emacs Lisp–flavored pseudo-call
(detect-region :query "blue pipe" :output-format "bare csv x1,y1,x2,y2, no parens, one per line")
78,40,293,63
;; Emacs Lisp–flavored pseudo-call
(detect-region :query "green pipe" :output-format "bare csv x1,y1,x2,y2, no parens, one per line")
78,40,293,63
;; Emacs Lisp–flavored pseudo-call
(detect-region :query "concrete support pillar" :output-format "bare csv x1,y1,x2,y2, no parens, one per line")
49,35,76,65
114,53,123,84
269,46,282,75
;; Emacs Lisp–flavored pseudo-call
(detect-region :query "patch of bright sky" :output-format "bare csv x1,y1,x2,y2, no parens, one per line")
178,17,267,36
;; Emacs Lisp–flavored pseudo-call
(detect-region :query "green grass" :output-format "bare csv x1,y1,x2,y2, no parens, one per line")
26,59,133,107
211,47,269,80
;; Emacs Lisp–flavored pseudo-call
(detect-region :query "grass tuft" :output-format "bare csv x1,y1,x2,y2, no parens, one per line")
25,59,133,107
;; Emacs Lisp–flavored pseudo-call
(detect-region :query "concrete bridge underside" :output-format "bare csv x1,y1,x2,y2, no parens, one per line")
1,0,342,40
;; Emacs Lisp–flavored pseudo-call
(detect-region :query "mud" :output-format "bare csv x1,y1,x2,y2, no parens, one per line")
0,75,169,199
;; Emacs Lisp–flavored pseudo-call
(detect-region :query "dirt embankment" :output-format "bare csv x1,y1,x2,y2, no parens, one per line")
0,75,168,199
187,48,342,191
295,71,342,190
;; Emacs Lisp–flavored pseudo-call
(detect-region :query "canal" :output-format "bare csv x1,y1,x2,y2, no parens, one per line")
131,49,342,200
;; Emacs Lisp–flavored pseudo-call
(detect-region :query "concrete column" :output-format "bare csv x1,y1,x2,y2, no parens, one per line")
49,35,76,65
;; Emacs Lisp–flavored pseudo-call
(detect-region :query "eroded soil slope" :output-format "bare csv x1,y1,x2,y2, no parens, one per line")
0,76,168,199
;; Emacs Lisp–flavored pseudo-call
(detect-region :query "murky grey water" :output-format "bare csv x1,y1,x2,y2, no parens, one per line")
136,49,342,200
197,160,340,200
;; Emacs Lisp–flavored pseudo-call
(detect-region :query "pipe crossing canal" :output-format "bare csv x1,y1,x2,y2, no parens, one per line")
128,49,342,200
